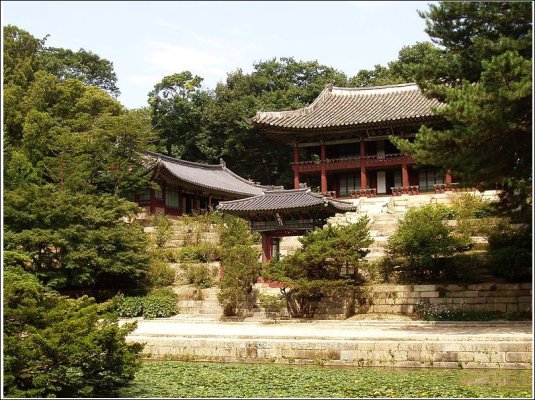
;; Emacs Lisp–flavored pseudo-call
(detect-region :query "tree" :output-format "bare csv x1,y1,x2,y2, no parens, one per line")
386,204,465,281
216,216,261,316
390,2,532,221
40,47,120,97
3,186,150,291
202,57,348,186
3,266,143,397
263,217,372,318
148,71,208,159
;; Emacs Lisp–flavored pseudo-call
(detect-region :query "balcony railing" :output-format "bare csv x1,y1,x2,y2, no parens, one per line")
391,186,420,196
293,153,412,171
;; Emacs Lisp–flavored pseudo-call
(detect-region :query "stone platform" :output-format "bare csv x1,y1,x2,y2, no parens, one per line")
124,317,532,369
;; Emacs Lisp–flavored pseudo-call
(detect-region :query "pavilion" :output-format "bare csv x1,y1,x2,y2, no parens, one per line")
217,187,357,262
251,83,454,197
135,151,279,216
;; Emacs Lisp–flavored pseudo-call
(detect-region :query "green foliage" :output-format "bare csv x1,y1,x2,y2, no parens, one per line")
178,243,219,263
116,295,144,318
391,2,532,220
120,361,532,398
183,263,217,289
487,223,532,282
264,218,372,318
152,213,173,247
149,71,208,158
3,26,156,294
148,57,347,186
115,289,178,319
145,259,176,288
258,294,287,312
3,267,143,398
217,216,260,316
40,46,120,96
386,205,466,281
415,300,501,321
141,288,179,319
3,185,150,290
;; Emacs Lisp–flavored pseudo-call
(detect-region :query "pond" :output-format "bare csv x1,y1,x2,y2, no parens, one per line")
119,361,532,398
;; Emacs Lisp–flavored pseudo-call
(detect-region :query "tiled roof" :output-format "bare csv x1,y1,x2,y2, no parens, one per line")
251,83,442,131
144,151,276,197
217,188,357,213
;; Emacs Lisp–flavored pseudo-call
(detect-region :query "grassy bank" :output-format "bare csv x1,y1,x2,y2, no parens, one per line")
119,361,532,398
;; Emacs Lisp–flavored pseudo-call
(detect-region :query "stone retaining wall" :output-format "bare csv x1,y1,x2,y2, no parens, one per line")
133,335,532,369
360,283,532,315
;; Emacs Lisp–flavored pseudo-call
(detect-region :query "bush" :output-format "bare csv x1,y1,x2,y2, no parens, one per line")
184,263,217,289
387,204,466,282
151,247,181,263
415,299,497,321
4,267,143,398
178,243,219,263
142,288,179,319
145,259,176,287
152,213,173,247
116,295,144,317
258,294,286,312
116,288,179,319
487,222,532,282
217,216,261,316
263,218,372,318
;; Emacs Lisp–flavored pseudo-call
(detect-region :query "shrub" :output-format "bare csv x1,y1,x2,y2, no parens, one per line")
258,294,286,312
153,213,173,247
415,299,497,321
386,204,466,282
184,263,217,289
263,217,372,318
151,247,181,263
487,222,532,282
450,192,495,219
178,243,219,263
145,259,176,287
217,216,260,316
116,295,144,317
142,288,179,319
3,267,143,398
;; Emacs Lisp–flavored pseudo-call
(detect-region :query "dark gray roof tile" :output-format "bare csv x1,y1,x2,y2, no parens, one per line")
251,83,442,131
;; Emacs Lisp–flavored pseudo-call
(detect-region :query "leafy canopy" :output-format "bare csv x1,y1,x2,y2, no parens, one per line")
3,266,143,398
390,2,532,221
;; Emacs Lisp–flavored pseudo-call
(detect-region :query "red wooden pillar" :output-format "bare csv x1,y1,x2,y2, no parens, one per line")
293,142,300,189
149,188,155,214
360,137,367,189
178,188,183,216
445,169,452,184
261,232,272,263
402,158,409,188
320,139,327,193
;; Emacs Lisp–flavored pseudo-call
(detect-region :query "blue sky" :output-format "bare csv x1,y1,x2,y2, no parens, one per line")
3,1,434,109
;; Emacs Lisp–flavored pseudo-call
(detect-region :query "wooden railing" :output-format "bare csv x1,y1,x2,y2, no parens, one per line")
391,186,420,196
349,188,377,198
293,153,412,172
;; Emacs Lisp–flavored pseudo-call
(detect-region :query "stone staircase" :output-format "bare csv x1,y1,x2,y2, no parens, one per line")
176,287,223,317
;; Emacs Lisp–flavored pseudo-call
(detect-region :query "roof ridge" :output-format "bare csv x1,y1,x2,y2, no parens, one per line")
144,151,223,170
254,87,331,120
331,83,418,92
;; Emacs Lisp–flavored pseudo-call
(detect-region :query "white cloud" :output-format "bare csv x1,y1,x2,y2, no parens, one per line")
141,28,259,86
128,74,161,87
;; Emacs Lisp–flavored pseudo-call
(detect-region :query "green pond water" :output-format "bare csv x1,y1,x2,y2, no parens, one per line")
119,361,533,398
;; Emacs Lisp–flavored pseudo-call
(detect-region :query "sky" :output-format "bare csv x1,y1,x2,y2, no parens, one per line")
2,1,434,109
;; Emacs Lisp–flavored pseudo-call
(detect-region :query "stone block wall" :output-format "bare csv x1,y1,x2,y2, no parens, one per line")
360,283,532,315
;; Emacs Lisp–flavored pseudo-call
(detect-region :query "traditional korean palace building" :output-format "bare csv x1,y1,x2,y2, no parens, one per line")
251,83,452,197
217,188,356,262
136,151,279,216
